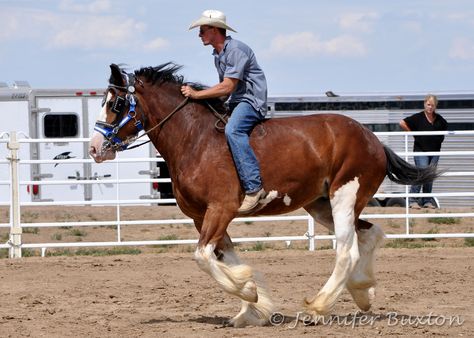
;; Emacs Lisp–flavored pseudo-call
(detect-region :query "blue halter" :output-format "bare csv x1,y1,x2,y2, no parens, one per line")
94,83,144,151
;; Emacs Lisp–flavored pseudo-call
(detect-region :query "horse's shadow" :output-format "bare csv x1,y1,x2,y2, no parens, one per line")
141,311,451,328
142,315,229,326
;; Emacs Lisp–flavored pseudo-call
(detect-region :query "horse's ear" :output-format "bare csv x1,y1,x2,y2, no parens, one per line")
109,64,125,86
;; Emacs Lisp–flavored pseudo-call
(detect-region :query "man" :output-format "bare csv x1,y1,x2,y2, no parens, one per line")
181,10,267,214
399,94,448,209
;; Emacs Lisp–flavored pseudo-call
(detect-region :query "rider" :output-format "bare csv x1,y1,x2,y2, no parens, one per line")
181,10,267,214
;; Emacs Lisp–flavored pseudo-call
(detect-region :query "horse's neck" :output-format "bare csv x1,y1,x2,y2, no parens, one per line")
147,90,218,168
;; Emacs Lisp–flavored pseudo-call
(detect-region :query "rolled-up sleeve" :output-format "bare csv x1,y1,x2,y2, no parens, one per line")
223,49,249,80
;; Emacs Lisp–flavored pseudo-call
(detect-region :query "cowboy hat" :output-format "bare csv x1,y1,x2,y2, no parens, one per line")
189,10,237,32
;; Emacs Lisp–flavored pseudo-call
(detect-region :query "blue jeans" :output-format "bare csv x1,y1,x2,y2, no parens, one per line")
409,155,440,206
225,102,264,194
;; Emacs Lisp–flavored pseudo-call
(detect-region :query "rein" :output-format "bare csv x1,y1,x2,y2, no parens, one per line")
95,72,228,152
126,97,189,150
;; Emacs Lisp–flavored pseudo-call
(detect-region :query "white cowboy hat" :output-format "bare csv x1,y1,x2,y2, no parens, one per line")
189,10,237,32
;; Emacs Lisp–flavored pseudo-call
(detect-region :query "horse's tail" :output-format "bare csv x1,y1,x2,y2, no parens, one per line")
383,145,440,185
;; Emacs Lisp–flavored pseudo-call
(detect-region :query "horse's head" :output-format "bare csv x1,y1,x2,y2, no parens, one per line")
89,64,145,163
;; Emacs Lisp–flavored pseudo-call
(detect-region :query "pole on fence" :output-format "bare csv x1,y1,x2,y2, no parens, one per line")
7,131,22,258
307,216,315,251
404,133,411,234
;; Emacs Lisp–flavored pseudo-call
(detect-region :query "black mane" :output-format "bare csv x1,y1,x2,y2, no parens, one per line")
134,62,207,91
133,62,227,112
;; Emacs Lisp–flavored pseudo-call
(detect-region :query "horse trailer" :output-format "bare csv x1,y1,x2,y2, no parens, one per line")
0,83,167,203
1,83,473,207
267,91,474,207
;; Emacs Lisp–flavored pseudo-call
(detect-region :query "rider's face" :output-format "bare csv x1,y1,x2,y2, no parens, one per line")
198,25,216,46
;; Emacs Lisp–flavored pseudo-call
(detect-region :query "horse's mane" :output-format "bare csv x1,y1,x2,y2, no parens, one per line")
133,62,227,112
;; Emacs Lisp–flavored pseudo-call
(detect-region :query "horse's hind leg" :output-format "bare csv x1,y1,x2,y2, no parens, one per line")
305,178,361,315
346,219,384,311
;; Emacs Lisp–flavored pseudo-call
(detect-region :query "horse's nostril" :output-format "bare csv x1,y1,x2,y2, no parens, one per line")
89,146,97,157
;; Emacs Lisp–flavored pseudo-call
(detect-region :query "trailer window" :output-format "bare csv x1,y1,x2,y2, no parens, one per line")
43,114,79,138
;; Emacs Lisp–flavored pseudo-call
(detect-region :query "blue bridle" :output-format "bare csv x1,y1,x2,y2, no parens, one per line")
94,83,144,151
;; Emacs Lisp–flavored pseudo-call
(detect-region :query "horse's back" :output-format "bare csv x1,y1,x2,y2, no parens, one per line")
256,113,384,162
252,113,387,211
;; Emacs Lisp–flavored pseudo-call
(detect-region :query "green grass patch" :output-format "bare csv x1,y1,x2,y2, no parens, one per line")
68,229,87,237
385,239,428,249
0,233,9,242
51,233,62,241
158,234,178,241
246,242,266,251
22,227,39,234
21,212,39,221
465,231,474,247
46,247,141,257
151,234,179,248
422,226,439,241
0,248,8,259
428,217,460,225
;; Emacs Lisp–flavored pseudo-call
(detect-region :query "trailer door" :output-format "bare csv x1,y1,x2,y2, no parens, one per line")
35,96,88,201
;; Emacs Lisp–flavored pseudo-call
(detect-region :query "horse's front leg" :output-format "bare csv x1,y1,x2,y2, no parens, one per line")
215,233,274,327
193,206,274,327
194,207,257,302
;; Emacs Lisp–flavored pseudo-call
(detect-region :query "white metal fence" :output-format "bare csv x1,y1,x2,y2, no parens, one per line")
1,130,473,258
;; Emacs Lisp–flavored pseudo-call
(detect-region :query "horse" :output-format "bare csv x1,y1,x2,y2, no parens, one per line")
89,63,438,327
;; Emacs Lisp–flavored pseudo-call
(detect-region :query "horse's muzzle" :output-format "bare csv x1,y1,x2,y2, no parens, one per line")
89,133,117,163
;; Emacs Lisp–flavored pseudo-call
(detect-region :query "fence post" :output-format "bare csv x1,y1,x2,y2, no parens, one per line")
7,131,22,258
307,215,315,251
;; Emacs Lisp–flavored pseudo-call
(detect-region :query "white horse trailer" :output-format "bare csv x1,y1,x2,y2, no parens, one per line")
0,83,162,203
1,83,473,207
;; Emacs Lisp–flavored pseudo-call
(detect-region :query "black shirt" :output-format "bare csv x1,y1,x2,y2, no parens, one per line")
403,111,448,152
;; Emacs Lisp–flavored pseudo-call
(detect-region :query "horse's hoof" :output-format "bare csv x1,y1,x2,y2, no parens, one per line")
348,286,376,311
222,319,233,327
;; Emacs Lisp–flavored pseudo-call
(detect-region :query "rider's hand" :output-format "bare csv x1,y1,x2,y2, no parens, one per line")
181,85,198,99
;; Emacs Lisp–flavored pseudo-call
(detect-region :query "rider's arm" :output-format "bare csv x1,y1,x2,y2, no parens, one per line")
181,77,238,99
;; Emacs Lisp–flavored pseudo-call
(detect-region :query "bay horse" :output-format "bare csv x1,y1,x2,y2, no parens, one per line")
89,63,437,327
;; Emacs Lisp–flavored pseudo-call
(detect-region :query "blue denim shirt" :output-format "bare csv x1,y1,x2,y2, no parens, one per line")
212,36,267,116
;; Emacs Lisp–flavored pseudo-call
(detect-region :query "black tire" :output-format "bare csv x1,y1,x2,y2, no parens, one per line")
385,197,406,207
367,198,381,207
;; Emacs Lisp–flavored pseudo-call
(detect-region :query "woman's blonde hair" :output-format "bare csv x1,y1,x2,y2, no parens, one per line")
424,94,438,107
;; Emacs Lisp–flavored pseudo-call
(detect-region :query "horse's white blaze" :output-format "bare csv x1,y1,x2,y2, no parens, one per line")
307,177,360,314
99,92,112,122
89,92,116,162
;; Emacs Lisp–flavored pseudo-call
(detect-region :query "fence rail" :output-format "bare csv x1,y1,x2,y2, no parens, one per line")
1,130,473,258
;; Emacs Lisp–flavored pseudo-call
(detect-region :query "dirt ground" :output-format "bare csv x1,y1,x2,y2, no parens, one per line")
0,206,473,337
0,248,472,337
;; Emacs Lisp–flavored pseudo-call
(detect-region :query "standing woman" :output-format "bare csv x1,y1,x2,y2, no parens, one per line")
399,94,448,209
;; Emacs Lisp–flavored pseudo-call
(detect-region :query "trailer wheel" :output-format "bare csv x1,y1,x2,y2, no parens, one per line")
367,198,381,207
385,197,406,207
